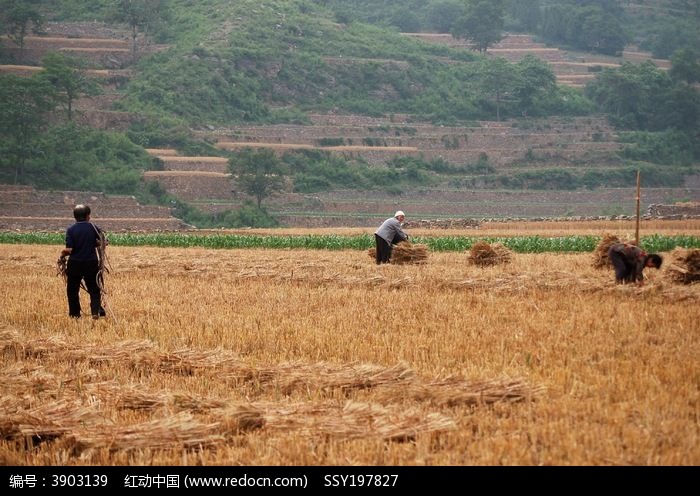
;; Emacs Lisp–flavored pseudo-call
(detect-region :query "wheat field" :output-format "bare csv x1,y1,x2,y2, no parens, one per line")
1,231,698,466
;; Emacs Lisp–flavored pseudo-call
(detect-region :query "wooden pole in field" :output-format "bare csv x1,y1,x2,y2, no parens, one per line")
635,170,641,246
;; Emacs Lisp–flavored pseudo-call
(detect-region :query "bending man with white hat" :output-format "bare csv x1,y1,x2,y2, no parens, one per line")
374,210,409,264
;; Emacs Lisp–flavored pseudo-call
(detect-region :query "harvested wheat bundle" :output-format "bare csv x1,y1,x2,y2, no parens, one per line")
7,334,71,359
387,277,415,288
252,361,414,394
261,400,455,441
378,377,544,407
74,412,224,451
592,233,628,268
339,401,455,442
217,405,265,433
370,409,456,443
368,242,428,264
391,241,429,265
109,385,230,413
259,402,371,440
0,396,29,437
0,399,99,441
0,327,20,349
468,241,512,266
156,348,242,375
666,248,700,284
115,388,168,411
1,364,56,393
81,340,158,365
172,393,229,413
654,286,700,302
11,335,243,378
89,344,241,375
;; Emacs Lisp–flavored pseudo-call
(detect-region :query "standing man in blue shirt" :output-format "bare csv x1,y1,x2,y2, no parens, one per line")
374,210,409,264
59,204,106,319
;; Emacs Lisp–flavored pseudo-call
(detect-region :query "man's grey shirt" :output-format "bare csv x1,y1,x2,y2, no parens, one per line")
375,217,408,245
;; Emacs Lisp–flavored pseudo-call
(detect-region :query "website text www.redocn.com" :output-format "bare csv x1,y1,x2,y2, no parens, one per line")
184,474,307,488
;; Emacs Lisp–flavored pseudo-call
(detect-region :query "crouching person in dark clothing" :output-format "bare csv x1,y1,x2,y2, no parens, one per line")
60,204,105,319
608,243,663,286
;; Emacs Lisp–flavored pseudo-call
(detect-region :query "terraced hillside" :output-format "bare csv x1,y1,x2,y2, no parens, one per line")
144,146,699,228
0,24,189,231
147,112,617,207
208,113,620,166
136,29,696,227
625,0,699,16
403,33,671,89
2,25,697,229
0,22,161,130
0,185,191,232
0,59,133,130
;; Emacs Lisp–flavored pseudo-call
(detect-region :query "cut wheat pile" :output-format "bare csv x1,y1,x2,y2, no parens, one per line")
367,241,429,265
666,248,700,284
468,241,512,266
592,233,628,268
391,241,429,264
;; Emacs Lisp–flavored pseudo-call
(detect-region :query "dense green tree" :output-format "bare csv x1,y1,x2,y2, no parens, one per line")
475,57,516,121
540,1,627,55
39,53,102,122
506,0,541,31
112,0,169,54
540,4,570,45
585,60,700,133
0,74,55,184
28,124,153,193
660,84,700,132
619,130,697,166
228,147,285,209
0,0,43,62
0,13,4,59
575,6,627,55
642,17,700,59
670,0,700,18
451,0,504,54
390,10,421,32
426,1,465,33
514,55,556,115
572,0,624,16
669,48,700,85
585,61,667,129
323,0,428,30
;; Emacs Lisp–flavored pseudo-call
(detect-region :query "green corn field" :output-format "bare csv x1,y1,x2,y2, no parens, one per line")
1,232,697,253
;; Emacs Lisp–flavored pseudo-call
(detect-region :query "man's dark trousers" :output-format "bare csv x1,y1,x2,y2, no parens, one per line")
375,234,392,264
66,259,101,317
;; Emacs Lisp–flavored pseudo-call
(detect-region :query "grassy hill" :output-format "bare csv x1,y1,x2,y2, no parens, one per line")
0,0,698,227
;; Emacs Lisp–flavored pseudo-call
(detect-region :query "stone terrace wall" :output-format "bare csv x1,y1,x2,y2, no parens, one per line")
647,203,700,218
143,174,234,202
0,21,164,67
203,116,619,167
402,33,669,88
0,185,190,232
41,22,131,40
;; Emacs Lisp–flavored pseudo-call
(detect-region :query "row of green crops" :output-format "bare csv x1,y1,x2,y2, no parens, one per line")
1,233,698,253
